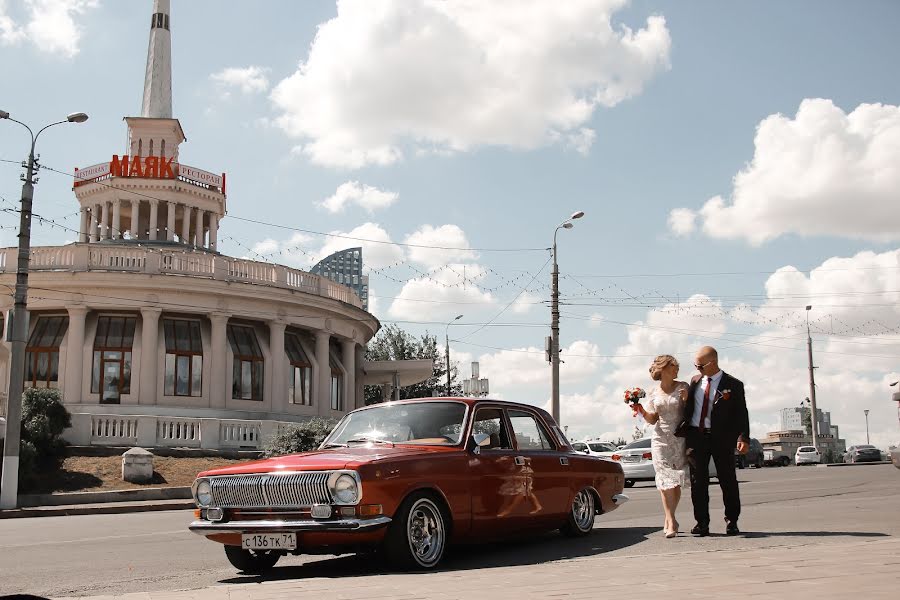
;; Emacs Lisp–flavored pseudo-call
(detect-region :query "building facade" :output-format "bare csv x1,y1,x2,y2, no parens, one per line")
780,406,832,435
311,248,369,311
0,0,429,451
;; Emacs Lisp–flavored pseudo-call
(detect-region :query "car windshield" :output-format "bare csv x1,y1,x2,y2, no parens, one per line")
798,447,816,452
321,401,468,447
857,445,876,449
622,438,651,450
590,442,614,452
572,442,588,451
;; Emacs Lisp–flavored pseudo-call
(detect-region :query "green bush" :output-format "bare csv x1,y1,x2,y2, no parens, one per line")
18,388,71,489
263,417,338,458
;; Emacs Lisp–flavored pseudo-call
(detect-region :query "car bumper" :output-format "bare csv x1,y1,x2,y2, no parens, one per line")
853,455,882,462
795,457,820,464
620,462,655,479
189,516,392,535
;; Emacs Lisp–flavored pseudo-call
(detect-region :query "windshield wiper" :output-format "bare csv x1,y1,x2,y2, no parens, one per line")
321,442,349,448
346,437,395,447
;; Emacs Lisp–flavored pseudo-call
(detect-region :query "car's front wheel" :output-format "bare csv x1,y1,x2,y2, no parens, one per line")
755,456,763,468
223,545,281,574
561,488,596,537
780,456,790,467
624,479,635,488
385,492,449,570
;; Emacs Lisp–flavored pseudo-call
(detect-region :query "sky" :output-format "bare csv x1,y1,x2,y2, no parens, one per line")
1,0,899,448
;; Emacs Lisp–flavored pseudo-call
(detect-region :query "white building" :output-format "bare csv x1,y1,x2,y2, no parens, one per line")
780,406,832,434
0,0,430,451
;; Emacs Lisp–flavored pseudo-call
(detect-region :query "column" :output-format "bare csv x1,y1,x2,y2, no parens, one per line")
100,201,110,240
195,209,205,247
111,199,121,240
315,331,331,414
63,306,88,404
78,209,88,243
139,308,161,405
166,201,176,241
181,205,191,243
89,205,99,242
209,214,218,251
148,200,159,241
269,321,286,414
341,339,356,412
209,313,229,409
130,199,140,240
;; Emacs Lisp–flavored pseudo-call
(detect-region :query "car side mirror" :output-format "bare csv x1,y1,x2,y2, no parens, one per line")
582,449,590,454
470,433,491,454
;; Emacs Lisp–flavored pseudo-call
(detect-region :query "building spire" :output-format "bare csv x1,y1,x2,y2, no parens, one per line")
141,0,173,118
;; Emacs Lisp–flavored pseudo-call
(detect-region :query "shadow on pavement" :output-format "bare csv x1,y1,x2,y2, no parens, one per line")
220,526,657,584
740,530,890,539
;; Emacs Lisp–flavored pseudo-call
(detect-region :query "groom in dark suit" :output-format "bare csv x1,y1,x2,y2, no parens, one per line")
684,346,750,536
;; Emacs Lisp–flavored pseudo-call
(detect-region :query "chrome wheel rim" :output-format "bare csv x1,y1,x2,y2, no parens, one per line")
572,489,595,531
406,498,445,567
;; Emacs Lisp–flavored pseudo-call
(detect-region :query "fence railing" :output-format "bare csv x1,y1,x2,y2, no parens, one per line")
0,244,363,308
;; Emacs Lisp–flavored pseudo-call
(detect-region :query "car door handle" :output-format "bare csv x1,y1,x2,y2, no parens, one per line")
515,456,526,466
560,457,569,466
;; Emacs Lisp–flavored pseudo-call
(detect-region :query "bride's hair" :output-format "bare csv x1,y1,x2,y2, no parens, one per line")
649,354,678,381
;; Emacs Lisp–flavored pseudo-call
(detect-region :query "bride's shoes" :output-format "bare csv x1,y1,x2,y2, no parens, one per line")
664,520,679,538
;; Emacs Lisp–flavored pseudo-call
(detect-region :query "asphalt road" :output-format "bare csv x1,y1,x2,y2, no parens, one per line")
1,464,897,598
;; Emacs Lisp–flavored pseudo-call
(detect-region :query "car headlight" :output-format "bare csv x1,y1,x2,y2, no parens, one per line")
194,478,212,507
328,472,360,505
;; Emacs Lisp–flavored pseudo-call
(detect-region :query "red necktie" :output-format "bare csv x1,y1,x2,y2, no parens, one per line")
699,378,711,432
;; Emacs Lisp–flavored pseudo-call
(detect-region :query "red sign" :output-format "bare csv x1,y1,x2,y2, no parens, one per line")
74,155,226,194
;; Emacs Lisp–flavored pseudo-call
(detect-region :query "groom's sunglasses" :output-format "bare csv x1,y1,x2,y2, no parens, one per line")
694,360,712,370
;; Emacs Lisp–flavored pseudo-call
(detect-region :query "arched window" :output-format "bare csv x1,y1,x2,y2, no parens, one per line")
91,315,136,404
228,323,264,401
163,318,203,396
286,332,312,406
25,316,69,389
329,341,344,411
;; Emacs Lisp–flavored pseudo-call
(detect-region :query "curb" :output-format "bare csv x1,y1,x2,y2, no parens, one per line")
19,486,192,507
0,498,195,519
817,461,892,468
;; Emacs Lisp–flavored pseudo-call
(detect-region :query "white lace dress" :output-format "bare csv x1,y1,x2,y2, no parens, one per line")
646,385,688,490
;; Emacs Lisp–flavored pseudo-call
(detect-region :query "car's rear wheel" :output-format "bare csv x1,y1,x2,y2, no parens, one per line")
385,492,448,570
223,545,281,574
561,488,595,537
755,456,763,469
780,456,790,467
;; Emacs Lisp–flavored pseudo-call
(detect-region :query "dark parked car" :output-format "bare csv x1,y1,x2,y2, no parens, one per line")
735,438,764,469
843,445,882,463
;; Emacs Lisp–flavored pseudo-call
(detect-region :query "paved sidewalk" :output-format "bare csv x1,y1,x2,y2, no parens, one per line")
54,536,899,600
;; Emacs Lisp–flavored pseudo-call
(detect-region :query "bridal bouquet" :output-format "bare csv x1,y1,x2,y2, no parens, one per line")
623,387,646,405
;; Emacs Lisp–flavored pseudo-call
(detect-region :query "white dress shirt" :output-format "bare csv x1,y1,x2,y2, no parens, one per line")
692,370,724,428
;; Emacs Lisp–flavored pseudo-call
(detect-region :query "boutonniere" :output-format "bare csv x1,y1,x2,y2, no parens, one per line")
717,389,732,401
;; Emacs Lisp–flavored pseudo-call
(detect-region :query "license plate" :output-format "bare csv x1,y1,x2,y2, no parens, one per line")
241,533,297,551
623,456,640,462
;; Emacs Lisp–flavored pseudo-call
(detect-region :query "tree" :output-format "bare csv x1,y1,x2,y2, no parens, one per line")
263,417,339,457
17,388,71,490
364,324,463,404
801,408,812,436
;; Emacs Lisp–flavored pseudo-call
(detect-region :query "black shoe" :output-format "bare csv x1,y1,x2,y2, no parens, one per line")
725,521,740,535
691,524,709,536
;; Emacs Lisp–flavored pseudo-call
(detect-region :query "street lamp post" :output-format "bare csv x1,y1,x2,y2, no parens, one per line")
0,110,88,510
864,409,870,445
551,210,584,425
805,305,819,451
444,314,463,397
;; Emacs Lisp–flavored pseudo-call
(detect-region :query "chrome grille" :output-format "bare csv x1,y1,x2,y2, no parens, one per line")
208,471,333,508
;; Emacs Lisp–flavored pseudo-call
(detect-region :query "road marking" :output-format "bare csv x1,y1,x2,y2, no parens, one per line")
0,528,190,549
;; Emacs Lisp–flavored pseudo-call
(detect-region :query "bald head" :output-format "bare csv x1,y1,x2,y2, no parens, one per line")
695,346,719,375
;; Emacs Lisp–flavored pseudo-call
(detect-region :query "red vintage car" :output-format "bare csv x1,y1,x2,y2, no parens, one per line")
189,398,628,572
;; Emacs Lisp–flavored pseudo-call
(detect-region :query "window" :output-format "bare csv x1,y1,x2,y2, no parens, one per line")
228,324,263,401
471,408,512,450
622,438,651,450
285,332,312,406
329,344,343,411
508,410,554,450
163,319,202,397
25,316,69,389
91,316,136,403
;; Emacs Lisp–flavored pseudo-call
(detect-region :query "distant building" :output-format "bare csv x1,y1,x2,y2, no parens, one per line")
780,406,831,434
311,248,369,311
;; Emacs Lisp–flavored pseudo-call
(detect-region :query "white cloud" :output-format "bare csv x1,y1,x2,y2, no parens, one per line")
667,207,696,237
387,264,494,321
510,291,541,315
270,0,671,168
316,222,404,270
320,181,398,214
675,99,900,245
475,340,604,391
249,232,316,269
0,0,98,57
210,66,271,94
404,224,477,268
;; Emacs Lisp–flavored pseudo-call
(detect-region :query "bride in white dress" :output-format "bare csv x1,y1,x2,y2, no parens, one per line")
632,355,689,538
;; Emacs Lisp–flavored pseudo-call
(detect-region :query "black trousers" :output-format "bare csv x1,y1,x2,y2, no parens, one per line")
687,429,741,526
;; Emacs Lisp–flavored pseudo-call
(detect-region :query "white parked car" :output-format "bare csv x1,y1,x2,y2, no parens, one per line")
795,446,821,465
612,437,717,487
572,440,618,459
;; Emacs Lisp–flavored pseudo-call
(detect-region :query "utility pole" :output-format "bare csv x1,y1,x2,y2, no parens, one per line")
444,315,462,397
0,110,88,509
864,409,870,445
805,305,819,451
550,211,584,425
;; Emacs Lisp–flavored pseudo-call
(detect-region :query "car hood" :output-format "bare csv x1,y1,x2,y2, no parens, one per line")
196,445,457,477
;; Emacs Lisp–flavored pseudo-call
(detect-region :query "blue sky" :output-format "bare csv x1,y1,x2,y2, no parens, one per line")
2,0,899,447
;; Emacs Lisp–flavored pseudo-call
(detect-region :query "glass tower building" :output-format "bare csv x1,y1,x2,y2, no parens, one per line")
311,247,369,311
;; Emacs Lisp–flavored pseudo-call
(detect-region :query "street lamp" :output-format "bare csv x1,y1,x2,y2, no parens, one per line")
0,110,89,510
805,305,819,450
864,409,870,445
550,210,584,425
444,314,463,397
